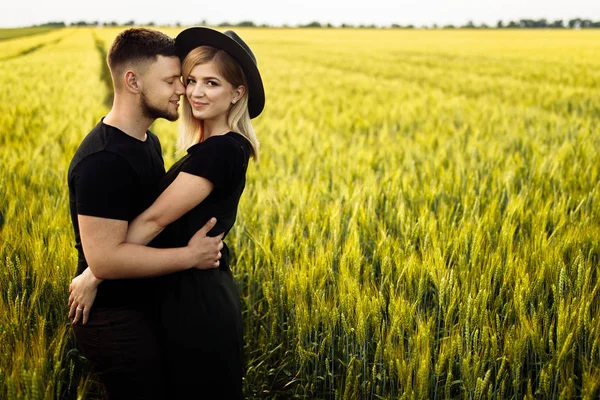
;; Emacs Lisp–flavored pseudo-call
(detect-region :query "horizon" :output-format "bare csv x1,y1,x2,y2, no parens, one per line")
4,16,600,30
2,0,600,29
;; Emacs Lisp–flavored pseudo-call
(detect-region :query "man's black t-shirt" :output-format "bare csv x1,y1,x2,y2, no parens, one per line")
68,119,165,308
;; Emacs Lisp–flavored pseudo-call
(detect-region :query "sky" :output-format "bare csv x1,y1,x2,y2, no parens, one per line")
1,0,600,28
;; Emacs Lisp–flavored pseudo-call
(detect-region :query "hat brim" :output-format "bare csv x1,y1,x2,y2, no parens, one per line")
175,27,265,119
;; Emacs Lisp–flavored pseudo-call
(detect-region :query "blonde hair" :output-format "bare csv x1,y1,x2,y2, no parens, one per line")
179,46,259,161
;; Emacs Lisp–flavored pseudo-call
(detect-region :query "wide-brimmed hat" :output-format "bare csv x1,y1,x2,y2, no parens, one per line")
175,27,265,119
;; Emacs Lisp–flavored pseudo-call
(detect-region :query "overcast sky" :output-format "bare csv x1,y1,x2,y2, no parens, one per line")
2,0,600,28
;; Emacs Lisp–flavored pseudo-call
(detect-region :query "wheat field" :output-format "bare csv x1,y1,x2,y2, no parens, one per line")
0,27,599,399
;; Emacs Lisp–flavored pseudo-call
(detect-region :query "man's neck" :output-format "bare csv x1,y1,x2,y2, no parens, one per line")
103,96,154,141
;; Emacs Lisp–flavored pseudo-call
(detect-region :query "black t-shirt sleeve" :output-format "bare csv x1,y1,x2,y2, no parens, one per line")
72,151,135,220
181,137,241,189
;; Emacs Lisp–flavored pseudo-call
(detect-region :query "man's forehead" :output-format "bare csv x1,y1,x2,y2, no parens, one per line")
149,55,181,75
155,55,181,68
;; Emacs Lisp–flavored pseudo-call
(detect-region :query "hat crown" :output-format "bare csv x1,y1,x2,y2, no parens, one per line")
223,30,257,66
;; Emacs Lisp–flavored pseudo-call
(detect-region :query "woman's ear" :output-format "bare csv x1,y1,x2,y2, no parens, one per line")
232,86,246,104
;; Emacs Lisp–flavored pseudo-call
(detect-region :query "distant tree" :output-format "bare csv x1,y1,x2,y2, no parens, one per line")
218,21,231,27
175,22,181,27
497,20,504,28
123,20,135,26
519,19,548,28
443,24,456,29
568,18,582,29
392,24,415,29
463,20,476,28
326,23,333,28
303,21,322,28
341,23,353,28
236,21,255,27
490,18,600,29
41,21,66,27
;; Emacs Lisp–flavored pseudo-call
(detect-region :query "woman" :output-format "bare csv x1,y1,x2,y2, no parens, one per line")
69,27,264,398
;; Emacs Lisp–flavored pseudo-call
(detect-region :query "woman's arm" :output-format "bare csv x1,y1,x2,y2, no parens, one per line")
125,172,214,245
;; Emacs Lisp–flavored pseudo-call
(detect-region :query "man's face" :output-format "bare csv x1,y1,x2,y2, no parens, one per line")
138,56,184,121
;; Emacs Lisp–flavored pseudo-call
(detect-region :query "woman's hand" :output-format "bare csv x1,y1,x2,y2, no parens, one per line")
68,267,102,325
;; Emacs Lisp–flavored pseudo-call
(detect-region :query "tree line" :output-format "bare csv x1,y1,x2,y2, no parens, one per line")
36,18,600,29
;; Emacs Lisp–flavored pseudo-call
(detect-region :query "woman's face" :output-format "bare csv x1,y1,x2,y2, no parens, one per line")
185,61,242,123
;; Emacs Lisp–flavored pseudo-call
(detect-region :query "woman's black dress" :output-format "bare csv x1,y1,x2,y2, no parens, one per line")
152,132,250,399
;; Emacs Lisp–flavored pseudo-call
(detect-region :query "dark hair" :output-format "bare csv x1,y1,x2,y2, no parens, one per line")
107,28,176,73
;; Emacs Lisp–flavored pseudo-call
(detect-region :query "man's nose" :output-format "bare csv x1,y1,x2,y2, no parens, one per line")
175,80,185,96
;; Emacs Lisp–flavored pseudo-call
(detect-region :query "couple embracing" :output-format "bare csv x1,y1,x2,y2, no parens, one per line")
67,26,264,399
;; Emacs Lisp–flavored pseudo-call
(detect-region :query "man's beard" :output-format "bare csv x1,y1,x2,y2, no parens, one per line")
140,90,178,122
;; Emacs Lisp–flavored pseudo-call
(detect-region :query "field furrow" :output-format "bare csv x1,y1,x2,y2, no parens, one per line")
0,29,71,61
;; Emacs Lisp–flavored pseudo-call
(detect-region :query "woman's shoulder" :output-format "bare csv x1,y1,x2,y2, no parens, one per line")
186,133,249,167
203,132,249,157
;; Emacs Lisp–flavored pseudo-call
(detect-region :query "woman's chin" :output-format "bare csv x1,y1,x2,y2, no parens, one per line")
191,110,206,119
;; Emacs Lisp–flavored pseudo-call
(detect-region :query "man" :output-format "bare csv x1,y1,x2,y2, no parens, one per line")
67,28,221,399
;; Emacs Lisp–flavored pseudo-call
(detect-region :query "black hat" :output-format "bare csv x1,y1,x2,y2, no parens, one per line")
175,27,265,119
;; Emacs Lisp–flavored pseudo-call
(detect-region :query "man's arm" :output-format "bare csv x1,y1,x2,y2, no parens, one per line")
69,216,221,324
79,215,222,280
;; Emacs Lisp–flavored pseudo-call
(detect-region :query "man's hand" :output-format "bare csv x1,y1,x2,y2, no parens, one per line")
188,217,224,269
68,267,102,325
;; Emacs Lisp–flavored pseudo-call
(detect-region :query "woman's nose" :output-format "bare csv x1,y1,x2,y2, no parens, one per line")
192,84,206,97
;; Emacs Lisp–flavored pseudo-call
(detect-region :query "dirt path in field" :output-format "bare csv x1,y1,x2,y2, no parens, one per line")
0,35,68,62
92,33,113,107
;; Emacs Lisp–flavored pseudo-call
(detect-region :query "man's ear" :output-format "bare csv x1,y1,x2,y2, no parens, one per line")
124,70,140,94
